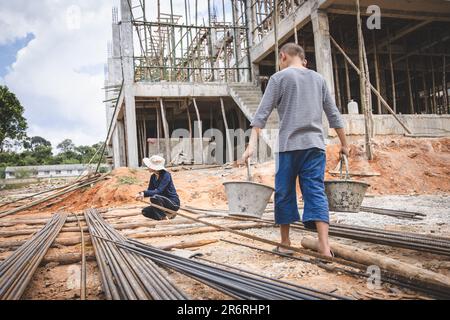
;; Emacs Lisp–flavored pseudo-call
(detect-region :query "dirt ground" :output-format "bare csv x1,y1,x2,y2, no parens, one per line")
0,136,449,300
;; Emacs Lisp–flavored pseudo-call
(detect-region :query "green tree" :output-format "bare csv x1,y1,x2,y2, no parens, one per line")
33,145,53,164
74,145,90,162
0,86,27,152
56,139,78,161
23,136,52,151
57,139,75,153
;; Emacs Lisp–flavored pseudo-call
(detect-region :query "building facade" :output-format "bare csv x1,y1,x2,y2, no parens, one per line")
104,0,450,168
4,164,108,180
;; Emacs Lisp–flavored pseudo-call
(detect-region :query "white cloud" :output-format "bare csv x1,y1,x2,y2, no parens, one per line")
1,0,118,148
0,0,214,149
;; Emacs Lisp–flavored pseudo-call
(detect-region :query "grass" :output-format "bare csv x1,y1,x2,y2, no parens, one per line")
0,183,33,190
116,175,139,186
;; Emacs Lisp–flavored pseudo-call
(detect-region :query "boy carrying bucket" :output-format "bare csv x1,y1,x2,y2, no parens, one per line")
242,43,349,257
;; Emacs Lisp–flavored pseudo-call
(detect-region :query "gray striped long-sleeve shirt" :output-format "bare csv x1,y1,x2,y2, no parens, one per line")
251,67,344,152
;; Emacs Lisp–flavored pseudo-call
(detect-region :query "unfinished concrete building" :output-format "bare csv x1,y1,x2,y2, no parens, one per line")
104,0,450,168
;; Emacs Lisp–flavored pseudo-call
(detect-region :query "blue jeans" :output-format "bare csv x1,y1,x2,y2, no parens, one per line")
275,148,329,229
142,195,180,221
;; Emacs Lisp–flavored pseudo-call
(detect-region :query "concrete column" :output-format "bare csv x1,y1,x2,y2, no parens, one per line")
117,119,127,166
311,9,335,139
112,128,121,168
111,22,122,84
311,9,335,99
120,0,139,168
245,0,255,45
109,19,124,168
245,0,258,84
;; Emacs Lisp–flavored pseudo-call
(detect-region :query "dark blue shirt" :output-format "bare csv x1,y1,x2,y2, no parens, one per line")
143,171,180,205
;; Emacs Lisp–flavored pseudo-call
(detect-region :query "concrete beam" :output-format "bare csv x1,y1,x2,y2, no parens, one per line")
133,82,230,98
327,4,450,22
250,0,316,63
249,0,336,64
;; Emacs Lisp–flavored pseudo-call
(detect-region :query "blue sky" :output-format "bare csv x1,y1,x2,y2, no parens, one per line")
0,33,35,78
0,0,209,149
0,0,116,148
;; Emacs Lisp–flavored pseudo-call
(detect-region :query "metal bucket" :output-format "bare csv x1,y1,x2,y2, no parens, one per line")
223,181,275,219
324,155,369,213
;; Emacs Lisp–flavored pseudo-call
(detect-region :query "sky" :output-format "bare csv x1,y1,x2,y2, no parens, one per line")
0,0,118,149
0,0,219,150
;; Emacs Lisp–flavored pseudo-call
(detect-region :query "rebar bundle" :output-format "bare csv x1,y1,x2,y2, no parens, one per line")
0,213,67,300
293,223,450,257
118,238,347,300
158,204,450,299
184,205,450,256
84,208,188,300
359,206,426,220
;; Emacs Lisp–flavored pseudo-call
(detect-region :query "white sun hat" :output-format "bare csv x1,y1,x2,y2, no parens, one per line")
142,155,166,171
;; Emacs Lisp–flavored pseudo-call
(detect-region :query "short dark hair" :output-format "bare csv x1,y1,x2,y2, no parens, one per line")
279,43,305,59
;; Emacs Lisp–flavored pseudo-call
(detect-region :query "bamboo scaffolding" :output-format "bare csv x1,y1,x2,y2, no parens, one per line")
330,36,413,135
130,0,250,83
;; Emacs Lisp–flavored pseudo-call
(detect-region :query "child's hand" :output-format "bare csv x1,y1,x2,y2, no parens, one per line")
135,192,144,201
340,145,350,158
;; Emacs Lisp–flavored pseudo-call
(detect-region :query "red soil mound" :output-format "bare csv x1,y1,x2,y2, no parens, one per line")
325,136,450,195
16,136,450,215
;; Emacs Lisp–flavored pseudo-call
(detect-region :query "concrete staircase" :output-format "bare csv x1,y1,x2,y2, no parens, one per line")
228,83,279,153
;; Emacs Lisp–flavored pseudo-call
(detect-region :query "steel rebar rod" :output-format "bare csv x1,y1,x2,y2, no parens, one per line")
86,208,344,300
184,205,450,255
0,213,67,300
121,238,345,300
74,214,87,300
145,203,450,298
84,209,187,300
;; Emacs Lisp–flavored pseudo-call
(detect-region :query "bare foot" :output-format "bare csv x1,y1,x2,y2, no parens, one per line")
273,246,294,255
318,243,333,258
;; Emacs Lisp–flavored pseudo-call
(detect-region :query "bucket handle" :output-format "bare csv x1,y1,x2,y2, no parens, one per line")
246,159,253,182
339,154,350,180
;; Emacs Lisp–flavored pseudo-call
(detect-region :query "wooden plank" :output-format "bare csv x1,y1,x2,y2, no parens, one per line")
301,236,450,292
